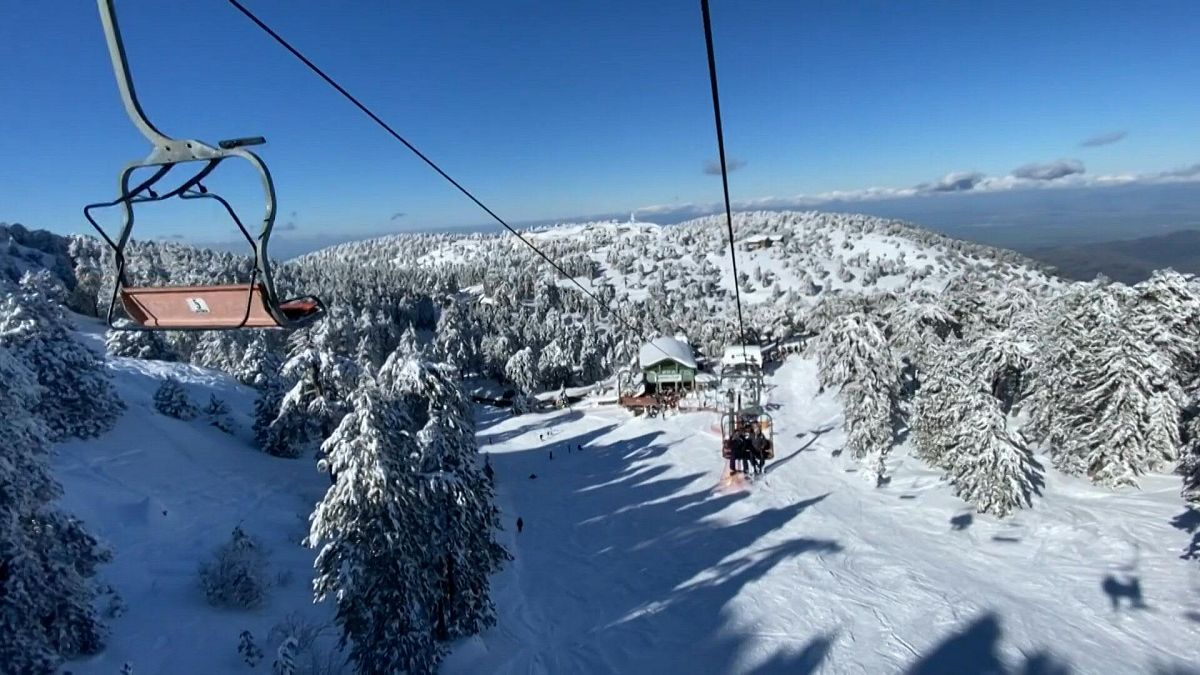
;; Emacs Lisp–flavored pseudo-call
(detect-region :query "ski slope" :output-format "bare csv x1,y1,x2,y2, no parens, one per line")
444,359,1200,675
48,327,1199,673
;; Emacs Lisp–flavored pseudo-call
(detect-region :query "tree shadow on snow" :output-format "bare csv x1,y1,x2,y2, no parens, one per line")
1170,507,1200,561
479,419,843,674
906,613,1072,675
745,631,835,675
476,408,589,446
764,428,829,475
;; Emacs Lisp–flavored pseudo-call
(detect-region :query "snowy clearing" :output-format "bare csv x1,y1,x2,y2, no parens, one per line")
54,355,336,674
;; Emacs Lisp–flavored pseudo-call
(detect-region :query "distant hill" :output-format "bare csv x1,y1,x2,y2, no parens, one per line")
1024,229,1200,284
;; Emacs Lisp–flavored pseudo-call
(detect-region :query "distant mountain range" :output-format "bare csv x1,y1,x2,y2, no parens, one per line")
1023,229,1200,284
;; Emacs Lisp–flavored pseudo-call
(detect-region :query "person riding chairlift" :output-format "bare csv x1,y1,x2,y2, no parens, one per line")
750,429,768,475
728,431,752,475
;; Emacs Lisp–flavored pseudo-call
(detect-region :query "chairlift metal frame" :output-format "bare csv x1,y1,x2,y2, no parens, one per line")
83,0,324,331
717,357,773,461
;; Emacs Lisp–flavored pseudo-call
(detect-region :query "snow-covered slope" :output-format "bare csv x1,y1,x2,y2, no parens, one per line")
307,210,1054,313
37,212,1198,673
48,318,1199,673
56,323,337,674
443,359,1198,674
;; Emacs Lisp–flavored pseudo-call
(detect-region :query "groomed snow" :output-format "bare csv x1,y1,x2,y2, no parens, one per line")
444,359,1200,674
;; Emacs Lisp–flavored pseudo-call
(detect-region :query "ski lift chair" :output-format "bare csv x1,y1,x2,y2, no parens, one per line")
83,0,324,331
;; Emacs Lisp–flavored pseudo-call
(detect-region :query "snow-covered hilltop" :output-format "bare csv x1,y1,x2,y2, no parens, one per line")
3,210,1199,673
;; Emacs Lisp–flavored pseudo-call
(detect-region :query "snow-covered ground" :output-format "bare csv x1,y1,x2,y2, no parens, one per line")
55,328,337,674
53,336,1199,673
444,359,1200,675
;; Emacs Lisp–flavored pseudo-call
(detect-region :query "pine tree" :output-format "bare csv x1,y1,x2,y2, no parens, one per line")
1180,411,1200,502
913,340,1042,515
253,379,285,453
814,312,899,479
198,526,269,609
945,384,1042,517
505,346,538,395
1058,312,1182,487
0,345,109,673
104,326,177,361
380,357,508,641
537,339,572,389
154,377,197,420
235,333,282,390
272,637,297,675
261,329,358,459
1130,269,1200,378
435,301,479,375
203,395,235,434
238,631,264,668
308,382,443,674
0,276,124,440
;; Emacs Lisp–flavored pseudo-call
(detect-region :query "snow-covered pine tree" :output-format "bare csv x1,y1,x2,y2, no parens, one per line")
435,300,479,375
912,348,970,469
261,328,358,459
1130,269,1200,379
964,329,1034,414
504,346,538,395
272,637,297,675
0,345,109,673
203,395,235,434
0,275,123,440
238,630,264,668
104,326,177,361
1180,412,1200,503
198,526,269,609
189,331,247,374
379,356,508,641
1057,308,1182,487
308,381,443,674
942,380,1042,517
154,377,197,420
887,292,958,367
480,333,513,381
537,339,572,389
235,333,282,390
253,379,285,453
813,312,899,480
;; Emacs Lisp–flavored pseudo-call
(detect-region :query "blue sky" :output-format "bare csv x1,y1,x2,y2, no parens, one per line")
1,0,1198,243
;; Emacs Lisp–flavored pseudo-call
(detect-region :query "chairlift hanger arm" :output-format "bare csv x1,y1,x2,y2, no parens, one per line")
97,0,265,164
85,0,323,331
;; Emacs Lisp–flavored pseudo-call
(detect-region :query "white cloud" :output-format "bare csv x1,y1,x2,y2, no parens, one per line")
1012,159,1085,181
634,161,1200,223
918,171,987,193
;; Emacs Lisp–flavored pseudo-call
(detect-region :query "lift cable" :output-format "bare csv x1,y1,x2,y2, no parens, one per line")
225,0,679,362
699,0,750,361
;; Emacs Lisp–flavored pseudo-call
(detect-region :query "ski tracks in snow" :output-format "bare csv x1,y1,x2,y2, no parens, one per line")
446,360,1199,674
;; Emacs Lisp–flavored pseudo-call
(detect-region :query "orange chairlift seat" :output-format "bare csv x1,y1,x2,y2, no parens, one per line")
82,0,324,331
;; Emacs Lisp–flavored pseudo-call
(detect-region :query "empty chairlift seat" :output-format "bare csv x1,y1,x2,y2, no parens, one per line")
119,284,322,329
83,1,327,332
